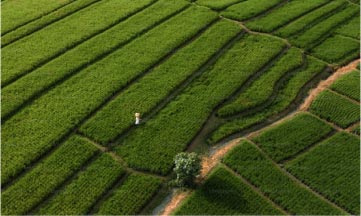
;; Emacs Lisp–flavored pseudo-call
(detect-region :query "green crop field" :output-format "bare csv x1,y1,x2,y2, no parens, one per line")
2,0,360,215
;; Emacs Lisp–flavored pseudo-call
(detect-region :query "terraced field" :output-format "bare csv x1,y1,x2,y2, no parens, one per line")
2,0,360,215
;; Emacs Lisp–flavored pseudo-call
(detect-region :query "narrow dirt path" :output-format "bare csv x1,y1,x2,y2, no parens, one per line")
161,191,191,216
300,59,360,111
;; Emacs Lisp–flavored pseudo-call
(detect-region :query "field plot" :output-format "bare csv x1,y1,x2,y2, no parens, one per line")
1,0,360,214
252,113,333,162
309,90,360,128
174,167,283,215
222,140,345,215
286,132,360,214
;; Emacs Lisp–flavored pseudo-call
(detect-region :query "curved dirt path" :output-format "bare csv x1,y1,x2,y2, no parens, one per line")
300,59,360,111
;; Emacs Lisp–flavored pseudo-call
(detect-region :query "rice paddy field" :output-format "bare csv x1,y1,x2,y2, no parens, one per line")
1,0,360,215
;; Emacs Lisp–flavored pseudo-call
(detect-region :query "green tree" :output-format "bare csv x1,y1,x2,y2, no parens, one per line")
173,152,201,187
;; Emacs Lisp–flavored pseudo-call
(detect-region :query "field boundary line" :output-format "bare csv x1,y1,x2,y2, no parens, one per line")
246,139,350,214
242,0,288,23
1,2,188,124
2,0,78,36
346,121,360,132
220,164,290,215
26,152,103,214
108,23,244,146
279,129,337,164
2,0,104,48
1,0,158,88
326,88,360,105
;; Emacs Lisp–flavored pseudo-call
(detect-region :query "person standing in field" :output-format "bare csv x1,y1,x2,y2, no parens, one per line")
135,113,141,125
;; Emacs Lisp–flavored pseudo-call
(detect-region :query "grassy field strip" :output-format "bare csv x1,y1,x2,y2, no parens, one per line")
223,140,347,214
174,166,285,215
94,173,162,215
35,154,125,215
286,132,360,214
251,112,334,163
1,136,99,215
79,21,243,144
114,34,286,175
195,0,245,11
2,0,103,47
1,0,75,34
208,56,329,144
290,4,359,49
275,0,347,38
311,34,360,65
309,90,360,128
1,0,156,87
327,88,360,105
1,5,217,188
245,0,330,33
217,47,303,117
1,0,189,120
335,15,360,39
221,0,284,22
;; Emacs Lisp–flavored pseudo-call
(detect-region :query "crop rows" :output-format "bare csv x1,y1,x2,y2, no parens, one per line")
289,4,359,49
1,6,217,185
1,136,98,215
245,0,330,33
1,0,75,34
221,0,283,21
311,35,360,65
222,140,345,215
217,47,303,117
79,20,242,144
335,15,360,39
37,154,125,215
208,56,328,144
252,113,334,162
2,0,156,86
330,70,360,101
286,132,360,214
274,0,348,38
2,0,103,47
95,173,162,215
114,34,286,175
2,0,189,119
309,90,360,128
174,166,283,215
196,0,244,10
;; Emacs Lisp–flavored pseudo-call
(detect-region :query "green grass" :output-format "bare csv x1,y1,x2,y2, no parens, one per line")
290,4,359,49
221,0,283,21
80,20,242,144
208,56,327,144
1,135,98,215
311,35,360,65
37,154,125,215
1,6,217,185
2,0,155,86
352,125,360,135
1,0,189,119
275,0,347,37
115,34,286,175
217,47,303,117
309,90,360,128
330,70,360,101
223,140,346,215
252,113,333,162
286,132,360,214
1,0,75,34
174,166,284,215
96,173,162,215
1,0,105,46
196,0,244,10
245,0,330,32
335,15,360,39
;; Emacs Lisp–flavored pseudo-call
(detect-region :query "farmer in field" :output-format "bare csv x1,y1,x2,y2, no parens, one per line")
135,113,141,125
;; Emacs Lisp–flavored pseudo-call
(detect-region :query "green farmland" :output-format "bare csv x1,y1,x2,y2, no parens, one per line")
2,0,360,215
